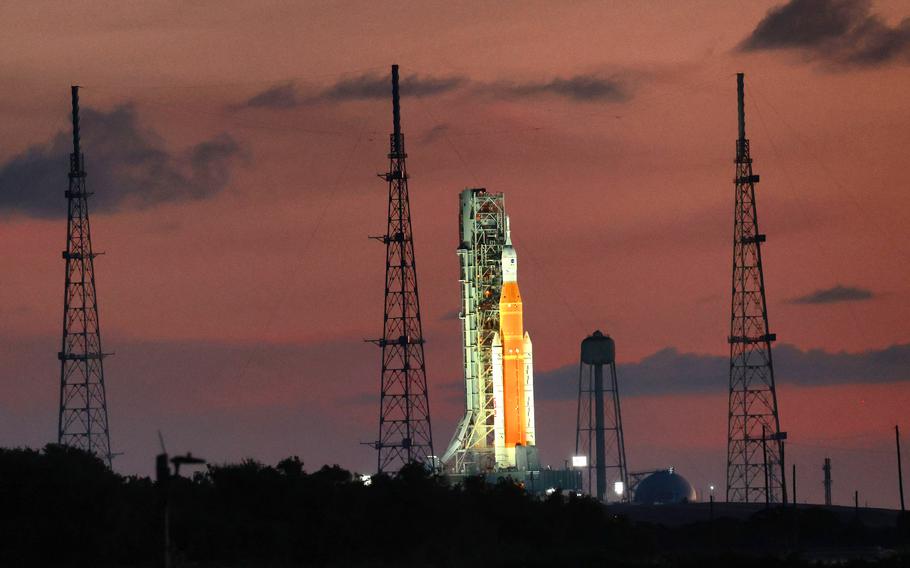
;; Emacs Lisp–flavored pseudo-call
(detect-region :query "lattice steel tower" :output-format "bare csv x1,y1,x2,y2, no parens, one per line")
726,73,785,504
58,86,113,466
371,65,435,474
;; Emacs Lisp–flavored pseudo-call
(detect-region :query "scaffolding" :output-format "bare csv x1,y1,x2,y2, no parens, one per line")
442,188,506,473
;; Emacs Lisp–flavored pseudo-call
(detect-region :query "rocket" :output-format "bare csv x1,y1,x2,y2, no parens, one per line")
493,217,536,468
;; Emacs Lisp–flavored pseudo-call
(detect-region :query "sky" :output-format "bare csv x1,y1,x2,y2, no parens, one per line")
1,0,910,508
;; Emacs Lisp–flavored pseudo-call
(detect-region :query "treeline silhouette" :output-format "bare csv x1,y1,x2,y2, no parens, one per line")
1,445,909,567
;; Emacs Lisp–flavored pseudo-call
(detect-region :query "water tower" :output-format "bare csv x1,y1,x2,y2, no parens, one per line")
576,330,629,502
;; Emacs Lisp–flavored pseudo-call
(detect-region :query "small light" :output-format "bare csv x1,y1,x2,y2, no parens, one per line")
614,481,624,496
572,455,588,468
709,485,715,492
545,487,556,496
360,474,372,486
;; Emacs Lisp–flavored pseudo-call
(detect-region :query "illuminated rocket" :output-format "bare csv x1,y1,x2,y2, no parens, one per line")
443,188,538,473
492,217,536,467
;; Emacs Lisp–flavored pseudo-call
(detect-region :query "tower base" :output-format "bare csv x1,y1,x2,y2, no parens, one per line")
445,466,582,497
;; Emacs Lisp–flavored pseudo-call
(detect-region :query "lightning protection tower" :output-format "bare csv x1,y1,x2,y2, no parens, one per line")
58,86,113,466
726,73,786,504
370,65,435,474
577,330,628,502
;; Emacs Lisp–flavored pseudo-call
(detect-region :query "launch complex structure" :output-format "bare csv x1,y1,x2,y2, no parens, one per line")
442,190,538,474
47,66,799,505
437,188,579,491
365,65,568,487
366,68,787,502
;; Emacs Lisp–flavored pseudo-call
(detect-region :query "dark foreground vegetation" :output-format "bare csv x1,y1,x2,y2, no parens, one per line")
2,445,910,567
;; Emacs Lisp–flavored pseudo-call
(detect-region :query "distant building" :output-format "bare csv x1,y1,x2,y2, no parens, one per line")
632,469,697,504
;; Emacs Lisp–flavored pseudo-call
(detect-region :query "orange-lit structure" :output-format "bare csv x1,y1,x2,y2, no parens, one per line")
443,189,537,472
492,218,536,467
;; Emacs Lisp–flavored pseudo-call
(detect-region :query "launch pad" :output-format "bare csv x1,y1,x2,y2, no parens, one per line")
441,188,581,494
442,188,534,473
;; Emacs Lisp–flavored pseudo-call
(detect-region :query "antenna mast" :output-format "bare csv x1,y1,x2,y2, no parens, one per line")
725,73,785,503
371,65,435,474
58,86,113,466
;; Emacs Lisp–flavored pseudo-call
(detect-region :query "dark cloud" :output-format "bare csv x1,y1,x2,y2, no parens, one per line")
326,73,464,101
242,82,302,109
324,73,464,101
744,0,864,48
789,285,874,304
240,72,631,109
0,105,240,218
240,74,466,109
490,74,629,102
533,342,910,401
740,0,910,67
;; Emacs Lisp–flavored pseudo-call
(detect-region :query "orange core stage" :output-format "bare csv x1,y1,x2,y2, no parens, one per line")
500,281,527,447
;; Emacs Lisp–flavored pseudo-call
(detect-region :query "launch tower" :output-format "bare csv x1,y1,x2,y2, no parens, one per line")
57,86,113,466
370,65,435,474
726,73,786,504
443,189,536,473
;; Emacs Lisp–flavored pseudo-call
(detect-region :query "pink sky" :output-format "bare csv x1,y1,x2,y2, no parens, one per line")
1,1,909,507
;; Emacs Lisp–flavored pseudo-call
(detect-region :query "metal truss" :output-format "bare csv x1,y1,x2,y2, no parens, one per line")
372,66,435,474
443,189,505,473
726,73,786,504
58,86,113,466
